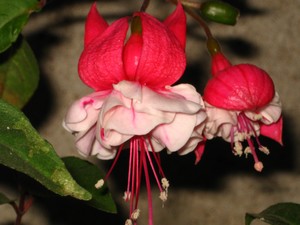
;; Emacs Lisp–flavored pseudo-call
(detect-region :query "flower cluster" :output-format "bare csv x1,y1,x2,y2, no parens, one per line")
63,2,282,225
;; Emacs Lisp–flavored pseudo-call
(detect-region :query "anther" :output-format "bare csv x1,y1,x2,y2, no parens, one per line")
123,191,131,201
131,209,140,221
244,146,252,158
233,141,243,156
125,219,133,225
159,191,168,202
161,177,169,190
254,161,264,172
259,146,270,155
95,179,104,189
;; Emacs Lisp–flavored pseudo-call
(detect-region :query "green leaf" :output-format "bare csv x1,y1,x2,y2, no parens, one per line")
0,192,14,205
63,157,117,213
0,37,39,108
245,202,300,225
0,0,42,53
0,100,92,201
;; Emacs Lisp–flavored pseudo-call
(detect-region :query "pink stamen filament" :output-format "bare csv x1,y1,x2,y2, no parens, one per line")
126,140,134,200
147,136,166,178
103,144,124,182
101,135,166,224
144,140,163,192
231,112,264,167
140,139,154,225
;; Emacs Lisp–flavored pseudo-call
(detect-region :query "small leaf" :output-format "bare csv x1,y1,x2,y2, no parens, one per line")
0,100,91,201
63,157,117,213
245,202,300,225
0,37,39,108
0,192,14,205
0,0,42,53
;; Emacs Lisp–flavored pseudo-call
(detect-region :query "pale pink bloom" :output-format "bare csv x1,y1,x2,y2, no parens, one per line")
63,81,205,159
63,3,206,224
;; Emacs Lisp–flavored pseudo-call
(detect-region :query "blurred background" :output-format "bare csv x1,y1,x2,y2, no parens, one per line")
1,0,300,224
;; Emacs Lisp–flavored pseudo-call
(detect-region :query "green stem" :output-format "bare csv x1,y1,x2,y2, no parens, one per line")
140,0,150,12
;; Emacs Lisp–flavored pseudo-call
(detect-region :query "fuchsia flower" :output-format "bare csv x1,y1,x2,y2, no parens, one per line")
203,52,283,172
63,3,206,224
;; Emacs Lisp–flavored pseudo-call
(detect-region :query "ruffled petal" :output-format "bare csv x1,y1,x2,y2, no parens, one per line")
257,92,282,124
98,81,204,151
204,102,237,141
152,113,198,151
150,84,206,152
63,91,110,132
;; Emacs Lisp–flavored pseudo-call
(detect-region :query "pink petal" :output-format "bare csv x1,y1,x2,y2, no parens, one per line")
132,11,186,88
63,91,110,132
211,52,231,76
74,126,97,157
204,64,275,111
99,81,203,148
204,103,238,141
112,81,202,114
78,17,129,90
97,124,133,148
151,113,198,151
122,33,143,80
84,3,109,47
100,91,175,136
257,92,282,124
260,116,283,145
163,3,186,48
194,140,206,164
75,126,117,159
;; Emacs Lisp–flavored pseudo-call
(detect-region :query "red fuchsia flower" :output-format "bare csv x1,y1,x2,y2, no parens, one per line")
63,3,206,224
203,51,283,172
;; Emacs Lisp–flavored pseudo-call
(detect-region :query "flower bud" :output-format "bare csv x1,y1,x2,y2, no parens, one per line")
199,0,239,25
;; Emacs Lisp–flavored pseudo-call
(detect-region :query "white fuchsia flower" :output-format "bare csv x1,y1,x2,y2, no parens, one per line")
63,3,206,224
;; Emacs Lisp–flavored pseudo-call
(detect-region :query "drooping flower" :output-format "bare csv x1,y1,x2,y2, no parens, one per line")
63,3,206,224
203,51,282,172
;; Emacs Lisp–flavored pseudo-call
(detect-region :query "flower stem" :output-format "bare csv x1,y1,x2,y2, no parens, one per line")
140,0,150,12
10,192,34,225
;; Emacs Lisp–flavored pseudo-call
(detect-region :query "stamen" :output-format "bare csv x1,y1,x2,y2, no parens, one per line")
131,209,140,220
237,132,245,142
102,144,124,182
233,141,243,156
123,191,131,201
244,146,252,158
230,112,269,172
144,142,164,192
141,141,154,225
254,161,264,172
259,146,270,155
253,114,263,120
95,179,104,189
161,177,169,190
147,137,167,178
159,191,168,202
125,219,133,225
